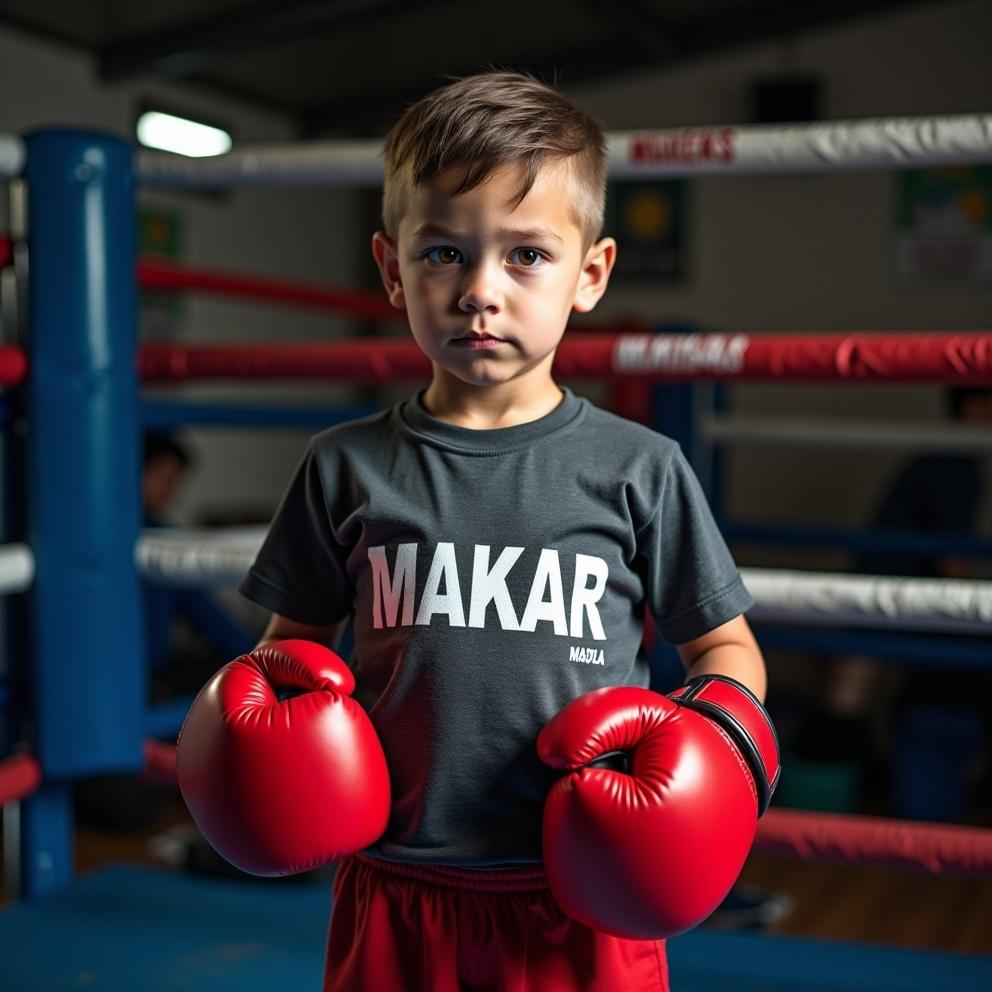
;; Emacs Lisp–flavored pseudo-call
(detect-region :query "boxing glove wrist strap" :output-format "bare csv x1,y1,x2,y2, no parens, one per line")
668,674,780,816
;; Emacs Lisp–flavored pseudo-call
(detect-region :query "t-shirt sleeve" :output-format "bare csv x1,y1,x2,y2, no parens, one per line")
239,443,353,625
637,445,753,644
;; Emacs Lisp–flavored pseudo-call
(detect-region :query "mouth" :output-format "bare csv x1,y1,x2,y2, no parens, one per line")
451,332,508,348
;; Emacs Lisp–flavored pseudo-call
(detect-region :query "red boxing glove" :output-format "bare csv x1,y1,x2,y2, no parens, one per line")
177,639,390,877
537,675,779,939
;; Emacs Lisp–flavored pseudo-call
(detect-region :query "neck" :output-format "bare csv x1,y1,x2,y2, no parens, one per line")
422,364,564,430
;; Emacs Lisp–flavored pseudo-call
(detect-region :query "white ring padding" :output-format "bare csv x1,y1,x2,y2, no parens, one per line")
0,543,35,595
607,113,992,178
137,527,992,635
742,568,992,635
136,526,265,587
0,133,25,180
703,415,992,452
136,113,992,188
138,138,384,188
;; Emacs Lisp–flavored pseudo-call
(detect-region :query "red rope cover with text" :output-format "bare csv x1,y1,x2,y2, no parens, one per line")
139,333,992,383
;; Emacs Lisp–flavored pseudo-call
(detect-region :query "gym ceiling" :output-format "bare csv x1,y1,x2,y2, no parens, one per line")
0,0,938,135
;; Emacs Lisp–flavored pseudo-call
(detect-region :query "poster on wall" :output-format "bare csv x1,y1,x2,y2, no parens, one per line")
892,166,991,285
606,180,686,283
139,207,185,337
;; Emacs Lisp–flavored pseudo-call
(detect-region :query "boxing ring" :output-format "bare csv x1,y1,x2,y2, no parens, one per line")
1,113,992,989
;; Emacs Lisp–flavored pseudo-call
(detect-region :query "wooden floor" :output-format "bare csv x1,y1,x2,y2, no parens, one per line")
3,792,991,956
740,854,992,954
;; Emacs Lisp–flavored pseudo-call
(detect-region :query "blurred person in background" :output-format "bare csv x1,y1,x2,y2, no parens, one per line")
801,387,992,824
75,432,254,831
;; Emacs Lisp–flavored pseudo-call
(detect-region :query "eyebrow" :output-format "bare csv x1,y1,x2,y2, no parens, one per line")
411,223,564,245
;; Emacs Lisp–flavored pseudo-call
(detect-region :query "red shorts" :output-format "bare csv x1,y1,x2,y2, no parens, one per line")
324,854,669,992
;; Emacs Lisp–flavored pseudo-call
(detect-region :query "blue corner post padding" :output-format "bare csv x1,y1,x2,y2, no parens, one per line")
21,128,145,899
24,129,145,779
2,865,991,991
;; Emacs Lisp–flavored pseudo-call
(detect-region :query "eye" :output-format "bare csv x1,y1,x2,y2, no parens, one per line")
424,246,462,265
509,248,545,268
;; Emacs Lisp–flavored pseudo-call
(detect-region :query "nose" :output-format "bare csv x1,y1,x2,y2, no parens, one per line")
458,260,502,314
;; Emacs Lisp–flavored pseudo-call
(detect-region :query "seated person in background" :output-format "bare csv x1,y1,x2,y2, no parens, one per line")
815,386,992,820
855,386,992,579
76,433,254,830
142,433,255,699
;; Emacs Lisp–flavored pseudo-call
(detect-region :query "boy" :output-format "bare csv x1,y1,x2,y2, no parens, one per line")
200,72,768,991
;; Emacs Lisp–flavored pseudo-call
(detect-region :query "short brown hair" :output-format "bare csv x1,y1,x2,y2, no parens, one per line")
382,71,607,245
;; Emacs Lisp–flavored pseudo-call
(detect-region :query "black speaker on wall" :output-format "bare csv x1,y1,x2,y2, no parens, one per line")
749,75,823,123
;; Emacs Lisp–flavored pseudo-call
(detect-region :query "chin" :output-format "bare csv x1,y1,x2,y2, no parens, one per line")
445,360,519,387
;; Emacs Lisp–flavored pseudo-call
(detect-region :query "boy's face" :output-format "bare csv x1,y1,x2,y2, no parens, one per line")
142,454,186,516
373,161,615,396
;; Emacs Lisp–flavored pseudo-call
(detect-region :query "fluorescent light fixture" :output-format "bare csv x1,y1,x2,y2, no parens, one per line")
136,111,232,158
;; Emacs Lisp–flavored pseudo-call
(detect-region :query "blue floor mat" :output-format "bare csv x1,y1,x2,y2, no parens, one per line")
1,864,989,991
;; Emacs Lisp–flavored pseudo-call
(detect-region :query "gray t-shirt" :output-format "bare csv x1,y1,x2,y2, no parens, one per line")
240,386,753,866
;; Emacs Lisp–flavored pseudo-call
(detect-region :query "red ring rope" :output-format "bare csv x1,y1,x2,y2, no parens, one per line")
139,257,400,321
5,332,988,388
6,740,988,878
0,745,176,805
137,258,626,333
140,738,178,787
755,807,992,877
138,333,992,384
0,752,42,805
0,346,26,386
131,742,992,878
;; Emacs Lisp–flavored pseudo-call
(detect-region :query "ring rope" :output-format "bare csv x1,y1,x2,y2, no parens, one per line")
139,257,400,320
131,113,992,188
754,808,992,878
704,414,992,452
0,544,35,595
136,527,266,587
745,569,992,636
0,752,42,806
138,333,992,384
7,332,992,389
0,134,25,181
140,739,178,787
608,113,992,178
136,527,992,635
0,746,174,805
4,737,988,879
5,114,991,185
0,346,28,387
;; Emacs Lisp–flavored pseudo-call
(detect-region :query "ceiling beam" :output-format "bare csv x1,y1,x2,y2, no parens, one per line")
303,0,934,135
301,43,644,137
676,0,929,53
99,0,416,80
571,0,682,61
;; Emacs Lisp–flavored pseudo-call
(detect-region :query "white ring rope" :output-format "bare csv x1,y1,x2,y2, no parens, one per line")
136,113,992,188
607,114,992,178
136,527,263,587
0,133,25,181
703,415,992,452
6,114,990,185
0,543,34,595
744,569,992,635
136,527,992,636
5,530,989,636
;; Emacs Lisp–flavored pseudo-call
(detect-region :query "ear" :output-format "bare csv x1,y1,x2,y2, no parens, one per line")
572,237,617,314
372,231,406,310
